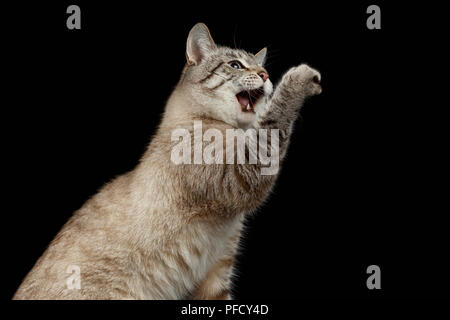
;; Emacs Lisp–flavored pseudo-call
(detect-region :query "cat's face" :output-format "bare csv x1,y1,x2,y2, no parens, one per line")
182,23,273,128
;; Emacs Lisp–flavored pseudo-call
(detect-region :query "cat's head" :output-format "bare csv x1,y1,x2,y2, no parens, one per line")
180,23,273,128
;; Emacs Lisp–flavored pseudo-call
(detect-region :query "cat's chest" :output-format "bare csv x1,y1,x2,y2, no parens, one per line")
182,214,244,274
135,214,244,299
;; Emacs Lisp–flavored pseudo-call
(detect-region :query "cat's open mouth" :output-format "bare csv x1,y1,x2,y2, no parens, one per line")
236,88,264,113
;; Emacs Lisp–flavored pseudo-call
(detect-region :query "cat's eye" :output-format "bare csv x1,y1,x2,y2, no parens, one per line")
228,60,243,69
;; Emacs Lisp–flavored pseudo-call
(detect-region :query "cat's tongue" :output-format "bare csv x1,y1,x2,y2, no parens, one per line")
237,94,250,108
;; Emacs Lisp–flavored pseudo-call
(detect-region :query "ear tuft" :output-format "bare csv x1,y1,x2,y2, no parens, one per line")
255,47,267,66
186,23,216,65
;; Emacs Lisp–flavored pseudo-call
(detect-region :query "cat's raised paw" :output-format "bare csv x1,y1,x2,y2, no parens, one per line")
285,64,322,96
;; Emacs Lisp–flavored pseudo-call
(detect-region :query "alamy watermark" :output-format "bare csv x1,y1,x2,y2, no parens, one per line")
66,5,81,30
66,5,380,31
366,264,381,290
66,264,81,290
170,121,280,175
366,5,381,30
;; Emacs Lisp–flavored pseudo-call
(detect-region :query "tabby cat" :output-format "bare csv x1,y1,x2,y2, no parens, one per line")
14,23,321,299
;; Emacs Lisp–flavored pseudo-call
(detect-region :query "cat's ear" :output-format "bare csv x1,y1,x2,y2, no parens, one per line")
255,47,267,66
186,23,216,66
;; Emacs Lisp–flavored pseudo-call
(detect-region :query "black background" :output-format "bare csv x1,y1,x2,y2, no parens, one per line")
3,0,447,306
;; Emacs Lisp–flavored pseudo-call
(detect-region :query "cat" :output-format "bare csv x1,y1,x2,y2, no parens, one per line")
13,23,321,300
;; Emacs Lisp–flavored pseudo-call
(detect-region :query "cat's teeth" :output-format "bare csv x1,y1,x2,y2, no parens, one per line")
246,104,251,111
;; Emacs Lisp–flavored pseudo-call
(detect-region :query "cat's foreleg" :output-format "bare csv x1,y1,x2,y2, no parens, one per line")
191,255,235,300
191,227,242,300
255,64,321,157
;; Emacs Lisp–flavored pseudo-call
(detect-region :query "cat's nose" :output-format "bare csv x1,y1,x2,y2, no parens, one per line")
258,72,269,82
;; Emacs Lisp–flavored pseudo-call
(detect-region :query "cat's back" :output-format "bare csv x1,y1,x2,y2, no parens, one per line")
13,173,142,299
